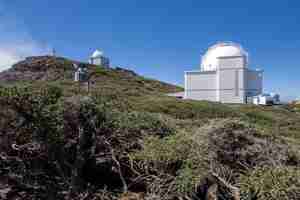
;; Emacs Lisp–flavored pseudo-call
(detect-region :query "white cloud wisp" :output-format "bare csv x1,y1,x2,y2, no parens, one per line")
0,5,50,71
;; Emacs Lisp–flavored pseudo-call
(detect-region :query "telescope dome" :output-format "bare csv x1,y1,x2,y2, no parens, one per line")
201,42,248,71
91,49,103,58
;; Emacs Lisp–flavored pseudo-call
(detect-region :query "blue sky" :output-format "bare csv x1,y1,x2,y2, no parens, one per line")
0,0,299,100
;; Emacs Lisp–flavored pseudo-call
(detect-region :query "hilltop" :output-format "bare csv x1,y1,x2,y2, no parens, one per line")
0,56,181,94
0,56,300,200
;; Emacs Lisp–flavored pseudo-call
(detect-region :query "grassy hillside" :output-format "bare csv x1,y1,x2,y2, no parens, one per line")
0,56,181,95
0,56,299,200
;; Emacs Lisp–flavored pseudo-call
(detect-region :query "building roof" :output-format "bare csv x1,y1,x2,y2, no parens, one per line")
185,70,216,74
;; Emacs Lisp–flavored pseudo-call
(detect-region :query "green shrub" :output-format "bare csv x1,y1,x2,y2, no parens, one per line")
239,166,300,200
94,67,109,75
116,111,174,138
132,96,239,120
243,111,275,129
208,120,295,171
133,120,300,196
0,84,64,144
133,129,210,195
134,133,193,172
294,104,300,113
90,90,130,112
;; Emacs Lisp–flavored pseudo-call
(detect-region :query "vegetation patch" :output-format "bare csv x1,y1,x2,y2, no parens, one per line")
131,96,239,120
0,57,300,199
239,166,300,200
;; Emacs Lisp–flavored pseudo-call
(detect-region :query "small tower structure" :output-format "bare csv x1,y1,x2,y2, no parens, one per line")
51,48,56,57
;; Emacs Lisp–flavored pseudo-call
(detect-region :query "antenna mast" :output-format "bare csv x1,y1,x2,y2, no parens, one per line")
51,48,56,57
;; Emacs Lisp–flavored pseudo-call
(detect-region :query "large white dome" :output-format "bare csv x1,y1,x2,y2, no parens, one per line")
201,42,248,71
91,49,103,58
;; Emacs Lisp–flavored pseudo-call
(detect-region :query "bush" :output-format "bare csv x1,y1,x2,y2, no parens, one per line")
294,104,300,113
0,84,64,144
133,128,210,195
1,80,300,199
133,120,300,197
132,96,239,120
239,166,300,200
208,120,294,171
242,110,275,130
116,112,174,138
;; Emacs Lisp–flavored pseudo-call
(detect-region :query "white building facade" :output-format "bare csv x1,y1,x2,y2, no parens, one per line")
89,49,110,68
184,42,263,104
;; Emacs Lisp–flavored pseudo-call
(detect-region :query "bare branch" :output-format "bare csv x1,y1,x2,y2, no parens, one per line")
211,172,240,200
104,140,128,193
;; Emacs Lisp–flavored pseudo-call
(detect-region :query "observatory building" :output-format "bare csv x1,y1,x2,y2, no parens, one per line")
184,42,263,104
89,49,110,68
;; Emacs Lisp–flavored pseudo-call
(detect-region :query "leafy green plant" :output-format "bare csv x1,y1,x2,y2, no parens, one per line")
243,111,275,129
116,111,174,138
240,166,300,200
133,129,210,195
131,96,239,120
0,84,64,144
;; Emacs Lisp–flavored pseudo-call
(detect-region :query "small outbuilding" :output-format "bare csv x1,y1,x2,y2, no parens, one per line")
74,63,88,82
253,93,280,105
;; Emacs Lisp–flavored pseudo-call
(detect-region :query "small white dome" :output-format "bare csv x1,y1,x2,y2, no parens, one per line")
201,42,248,71
91,49,103,58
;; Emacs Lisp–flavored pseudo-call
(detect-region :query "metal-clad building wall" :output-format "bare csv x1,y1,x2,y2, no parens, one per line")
184,71,217,101
184,90,218,101
90,56,110,68
185,71,216,90
184,56,263,104
217,56,246,103
216,56,246,69
217,69,246,103
245,69,263,96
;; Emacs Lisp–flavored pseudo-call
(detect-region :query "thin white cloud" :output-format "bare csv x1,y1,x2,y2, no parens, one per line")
0,4,50,72
0,50,19,70
0,41,50,71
